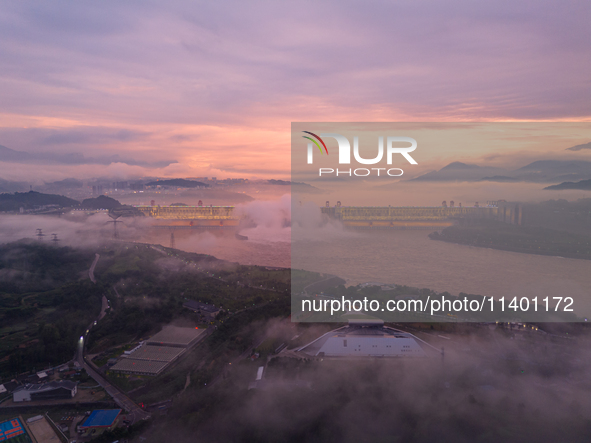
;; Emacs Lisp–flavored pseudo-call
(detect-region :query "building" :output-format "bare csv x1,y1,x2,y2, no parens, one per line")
12,380,77,402
110,326,205,376
110,344,186,375
79,409,121,432
108,359,170,376
183,300,220,318
146,325,204,348
124,341,144,355
26,415,60,442
0,381,18,396
297,320,435,358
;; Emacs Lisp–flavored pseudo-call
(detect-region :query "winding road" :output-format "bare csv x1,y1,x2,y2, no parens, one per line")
82,252,151,423
88,253,100,283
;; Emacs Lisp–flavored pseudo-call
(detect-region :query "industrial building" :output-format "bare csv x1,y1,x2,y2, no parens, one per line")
297,320,434,358
183,300,220,318
0,381,18,396
146,325,204,347
109,359,170,376
127,345,185,361
12,380,77,402
110,326,205,376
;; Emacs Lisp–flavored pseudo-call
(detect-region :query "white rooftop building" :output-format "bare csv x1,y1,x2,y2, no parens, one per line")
297,320,434,358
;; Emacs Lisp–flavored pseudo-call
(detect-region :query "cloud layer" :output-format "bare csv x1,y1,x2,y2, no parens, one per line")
0,1,590,180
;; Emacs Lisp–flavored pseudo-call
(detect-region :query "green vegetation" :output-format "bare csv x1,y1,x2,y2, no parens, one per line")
290,269,339,293
0,190,79,211
0,241,103,377
80,195,121,210
429,219,591,260
122,297,290,405
0,238,293,384
86,244,290,353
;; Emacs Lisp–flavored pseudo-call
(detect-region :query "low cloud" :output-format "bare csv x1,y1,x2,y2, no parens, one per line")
0,144,176,168
566,142,591,151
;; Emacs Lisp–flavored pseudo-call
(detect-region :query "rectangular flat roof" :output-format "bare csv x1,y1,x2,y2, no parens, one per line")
81,409,121,428
110,358,169,375
146,325,204,347
14,380,76,394
125,346,184,362
183,300,219,313
26,416,60,442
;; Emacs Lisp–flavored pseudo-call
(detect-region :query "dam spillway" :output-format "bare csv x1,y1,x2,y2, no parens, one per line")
321,205,499,229
134,205,240,228
132,203,505,229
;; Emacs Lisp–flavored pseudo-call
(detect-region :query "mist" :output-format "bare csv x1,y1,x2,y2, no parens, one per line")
142,319,591,443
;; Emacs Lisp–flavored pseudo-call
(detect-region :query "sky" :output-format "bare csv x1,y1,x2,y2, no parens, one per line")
0,0,590,182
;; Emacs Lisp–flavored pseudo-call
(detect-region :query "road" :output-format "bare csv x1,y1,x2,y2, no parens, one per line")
82,251,150,423
206,337,266,388
88,253,100,283
77,334,150,423
98,295,109,321
303,275,337,295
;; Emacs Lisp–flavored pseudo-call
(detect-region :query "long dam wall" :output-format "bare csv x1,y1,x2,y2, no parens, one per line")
320,205,501,229
133,202,519,229
134,205,240,227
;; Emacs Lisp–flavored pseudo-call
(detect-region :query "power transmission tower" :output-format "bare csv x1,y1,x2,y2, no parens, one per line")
107,213,122,239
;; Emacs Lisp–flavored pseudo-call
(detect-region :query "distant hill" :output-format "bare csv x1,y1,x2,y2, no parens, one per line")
268,179,322,193
440,161,482,170
411,160,591,183
412,162,506,182
566,142,591,151
544,179,591,191
80,195,122,210
0,191,79,212
145,179,208,188
516,160,591,174
479,175,520,182
80,195,143,216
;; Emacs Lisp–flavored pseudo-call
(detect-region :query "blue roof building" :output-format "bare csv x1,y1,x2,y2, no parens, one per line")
79,409,122,430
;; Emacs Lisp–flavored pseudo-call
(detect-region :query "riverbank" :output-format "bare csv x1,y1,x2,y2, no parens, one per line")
429,220,591,260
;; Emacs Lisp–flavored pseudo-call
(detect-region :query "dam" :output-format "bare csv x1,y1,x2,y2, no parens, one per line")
132,200,516,229
134,205,240,227
320,202,501,229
